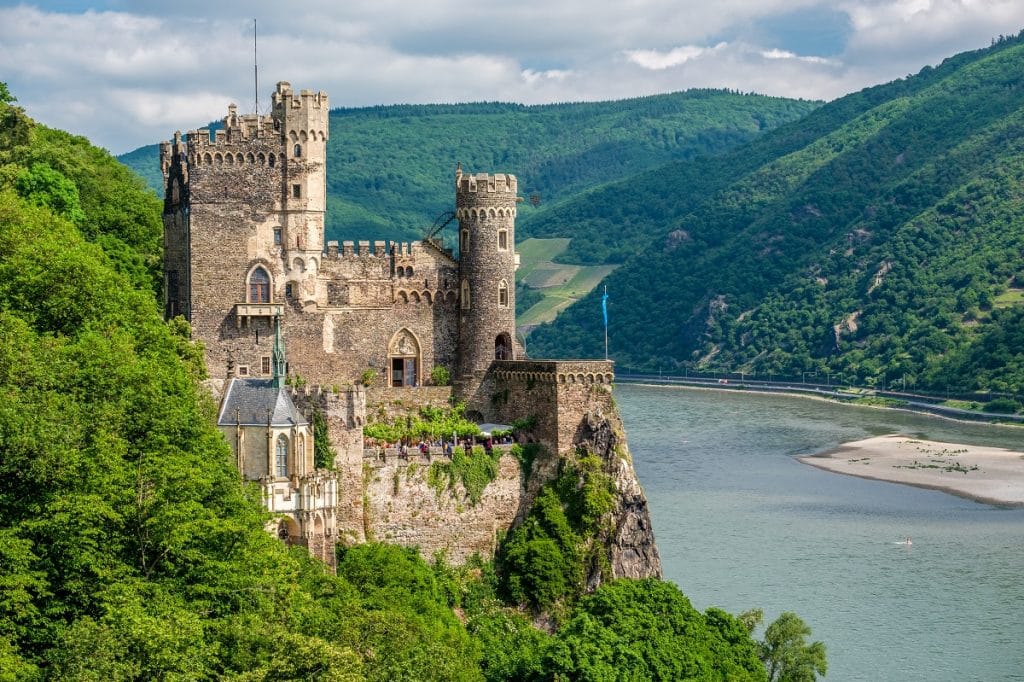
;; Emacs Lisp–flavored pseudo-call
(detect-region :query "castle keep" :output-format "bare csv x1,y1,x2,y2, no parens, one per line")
161,82,660,579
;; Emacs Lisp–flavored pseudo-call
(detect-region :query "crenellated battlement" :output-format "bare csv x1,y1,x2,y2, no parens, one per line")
322,239,455,262
455,169,518,198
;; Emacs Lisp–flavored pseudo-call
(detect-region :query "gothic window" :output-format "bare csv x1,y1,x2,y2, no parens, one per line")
249,266,271,303
276,434,289,478
498,280,509,307
498,229,508,251
461,280,471,310
294,143,302,158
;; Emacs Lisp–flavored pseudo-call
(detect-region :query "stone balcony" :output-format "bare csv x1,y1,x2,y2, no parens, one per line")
234,302,285,327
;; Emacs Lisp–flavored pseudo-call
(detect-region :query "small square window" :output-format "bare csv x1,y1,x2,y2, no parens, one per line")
237,365,249,377
292,184,301,198
261,356,271,374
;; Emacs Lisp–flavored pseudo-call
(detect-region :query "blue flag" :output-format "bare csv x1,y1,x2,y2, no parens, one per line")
602,287,608,328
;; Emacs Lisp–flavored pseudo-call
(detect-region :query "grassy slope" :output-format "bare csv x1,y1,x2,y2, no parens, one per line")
527,34,1024,396
514,238,617,332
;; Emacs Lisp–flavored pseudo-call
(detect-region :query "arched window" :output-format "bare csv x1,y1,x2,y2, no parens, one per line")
294,143,302,158
461,280,471,309
275,434,289,478
498,280,509,307
249,266,271,303
495,333,512,360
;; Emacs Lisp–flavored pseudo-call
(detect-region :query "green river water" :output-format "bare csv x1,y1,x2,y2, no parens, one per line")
615,383,1024,682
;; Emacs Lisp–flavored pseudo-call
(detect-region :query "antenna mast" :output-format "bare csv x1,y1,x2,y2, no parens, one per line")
253,19,259,114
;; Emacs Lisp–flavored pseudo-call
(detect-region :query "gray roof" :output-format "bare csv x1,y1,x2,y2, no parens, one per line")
217,378,309,427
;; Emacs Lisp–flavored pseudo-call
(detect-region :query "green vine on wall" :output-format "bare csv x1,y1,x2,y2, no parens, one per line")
427,445,502,506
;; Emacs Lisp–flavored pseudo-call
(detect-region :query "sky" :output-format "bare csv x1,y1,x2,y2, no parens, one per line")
2,1,1024,154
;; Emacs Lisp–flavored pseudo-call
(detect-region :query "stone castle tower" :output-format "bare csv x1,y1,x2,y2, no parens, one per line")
160,82,328,381
455,166,522,401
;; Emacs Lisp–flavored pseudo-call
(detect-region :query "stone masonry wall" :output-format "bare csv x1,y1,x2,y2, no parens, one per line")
362,451,523,564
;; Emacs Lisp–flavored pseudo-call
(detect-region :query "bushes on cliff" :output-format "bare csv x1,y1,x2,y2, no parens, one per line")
498,454,616,611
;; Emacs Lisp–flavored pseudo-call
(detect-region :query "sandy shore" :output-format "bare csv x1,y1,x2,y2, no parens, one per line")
799,434,1024,507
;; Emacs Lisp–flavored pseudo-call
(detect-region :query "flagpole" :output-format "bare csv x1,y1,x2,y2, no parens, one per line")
603,285,609,360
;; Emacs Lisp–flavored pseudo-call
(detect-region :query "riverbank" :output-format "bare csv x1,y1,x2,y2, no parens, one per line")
617,375,1024,425
799,435,1024,507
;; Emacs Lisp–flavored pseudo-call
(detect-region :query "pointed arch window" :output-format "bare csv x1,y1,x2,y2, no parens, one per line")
275,434,289,478
498,279,509,307
249,267,271,303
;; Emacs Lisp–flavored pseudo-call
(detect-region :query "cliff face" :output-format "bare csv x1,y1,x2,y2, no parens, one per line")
573,406,663,583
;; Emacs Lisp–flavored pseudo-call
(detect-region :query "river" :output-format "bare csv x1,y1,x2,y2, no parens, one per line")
616,383,1024,682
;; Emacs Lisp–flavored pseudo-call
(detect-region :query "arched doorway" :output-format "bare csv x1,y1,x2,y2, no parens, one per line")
388,329,421,387
495,332,512,360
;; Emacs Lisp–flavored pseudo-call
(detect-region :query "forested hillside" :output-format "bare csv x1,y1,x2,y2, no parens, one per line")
528,34,1024,400
0,83,822,680
119,91,818,245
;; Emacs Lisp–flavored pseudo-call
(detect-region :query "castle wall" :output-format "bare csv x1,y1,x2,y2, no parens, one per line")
362,452,523,564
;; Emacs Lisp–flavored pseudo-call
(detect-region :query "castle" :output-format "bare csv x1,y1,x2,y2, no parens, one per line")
160,82,660,580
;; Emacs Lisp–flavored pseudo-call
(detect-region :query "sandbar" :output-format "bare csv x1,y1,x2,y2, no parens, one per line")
799,434,1024,507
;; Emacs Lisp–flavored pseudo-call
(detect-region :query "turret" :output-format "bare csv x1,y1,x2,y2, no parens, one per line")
271,82,329,268
455,166,520,396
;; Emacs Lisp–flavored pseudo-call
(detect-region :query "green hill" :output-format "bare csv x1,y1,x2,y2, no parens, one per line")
119,91,819,246
526,33,1024,399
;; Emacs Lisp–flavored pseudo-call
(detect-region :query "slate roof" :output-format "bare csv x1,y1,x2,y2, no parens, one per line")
217,378,309,427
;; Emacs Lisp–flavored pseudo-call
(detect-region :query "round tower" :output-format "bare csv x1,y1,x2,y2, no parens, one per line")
455,167,520,394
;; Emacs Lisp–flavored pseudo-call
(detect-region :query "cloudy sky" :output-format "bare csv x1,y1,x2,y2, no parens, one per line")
3,0,1024,154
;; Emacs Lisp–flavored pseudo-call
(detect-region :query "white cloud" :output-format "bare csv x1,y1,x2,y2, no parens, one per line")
760,48,837,65
2,1,1024,153
625,43,728,70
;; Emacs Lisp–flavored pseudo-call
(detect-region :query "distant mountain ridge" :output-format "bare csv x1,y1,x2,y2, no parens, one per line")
118,90,819,248
527,33,1024,399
